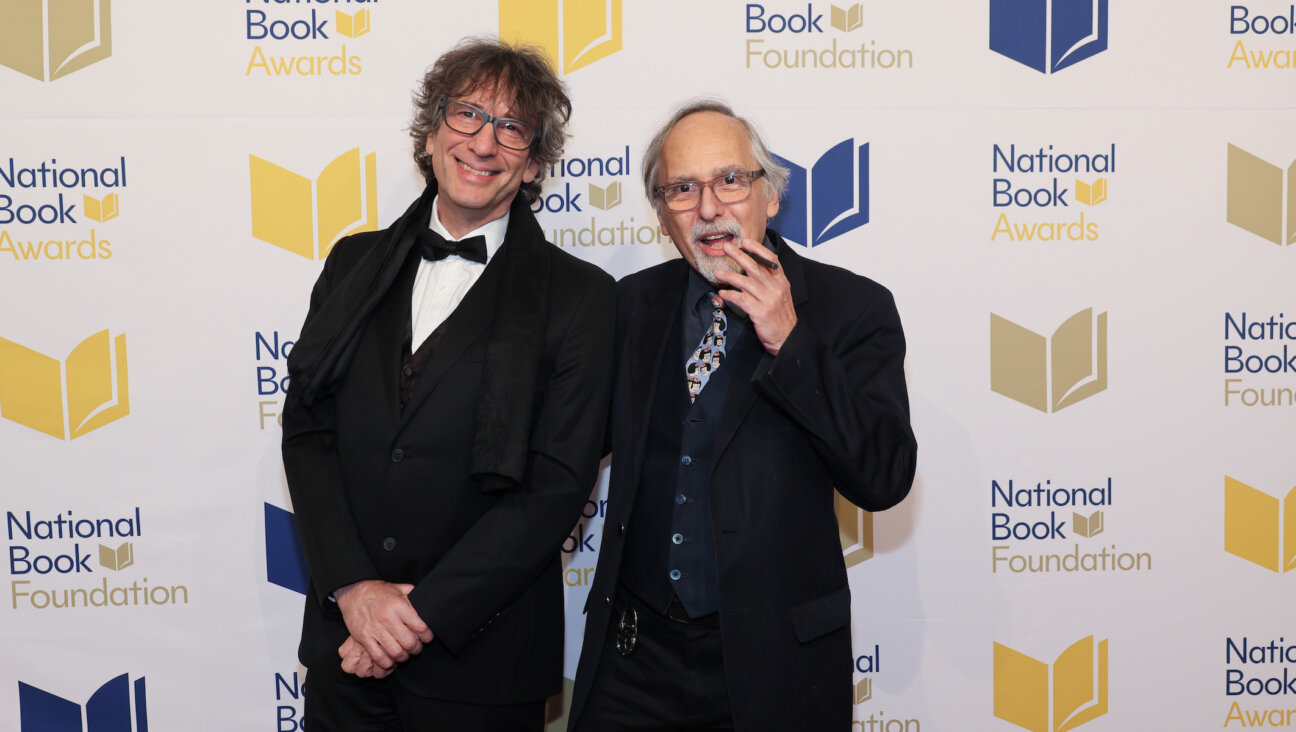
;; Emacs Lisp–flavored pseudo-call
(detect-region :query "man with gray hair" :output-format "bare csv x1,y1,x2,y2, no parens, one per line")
282,39,614,731
568,100,917,730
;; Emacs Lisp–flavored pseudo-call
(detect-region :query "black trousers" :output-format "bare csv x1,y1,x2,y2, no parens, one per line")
574,587,734,732
304,671,545,732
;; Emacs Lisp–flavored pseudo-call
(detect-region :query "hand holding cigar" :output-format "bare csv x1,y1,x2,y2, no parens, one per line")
715,240,796,356
741,243,779,271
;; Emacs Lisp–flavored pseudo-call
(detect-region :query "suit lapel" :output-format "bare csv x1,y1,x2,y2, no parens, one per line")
712,231,810,467
711,326,766,469
396,248,503,429
625,262,687,484
371,246,420,427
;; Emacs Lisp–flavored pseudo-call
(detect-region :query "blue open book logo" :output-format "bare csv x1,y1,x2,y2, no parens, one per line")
770,140,869,248
265,503,309,595
19,675,147,732
990,0,1109,74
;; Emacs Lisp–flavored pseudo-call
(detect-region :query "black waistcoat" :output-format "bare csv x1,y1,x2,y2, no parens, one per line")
619,311,737,618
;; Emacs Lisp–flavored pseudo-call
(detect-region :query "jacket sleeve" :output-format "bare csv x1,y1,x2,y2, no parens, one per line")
752,283,917,512
405,267,617,654
281,240,381,610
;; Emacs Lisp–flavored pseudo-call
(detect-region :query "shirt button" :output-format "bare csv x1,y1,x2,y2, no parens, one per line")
672,533,684,545
680,455,692,466
381,537,396,551
675,494,686,505
669,569,681,581
391,448,404,462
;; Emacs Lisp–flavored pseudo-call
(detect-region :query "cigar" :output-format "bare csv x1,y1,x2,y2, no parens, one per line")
741,244,779,271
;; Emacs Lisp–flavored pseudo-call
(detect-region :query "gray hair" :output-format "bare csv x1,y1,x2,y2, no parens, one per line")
640,99,789,213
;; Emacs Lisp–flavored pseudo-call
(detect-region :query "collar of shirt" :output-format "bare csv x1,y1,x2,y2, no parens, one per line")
684,268,714,318
409,197,510,348
428,194,510,263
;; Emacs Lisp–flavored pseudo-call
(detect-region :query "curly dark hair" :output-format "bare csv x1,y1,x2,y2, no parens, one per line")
410,37,571,203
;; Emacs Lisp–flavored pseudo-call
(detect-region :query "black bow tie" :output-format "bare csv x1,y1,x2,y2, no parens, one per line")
418,228,488,264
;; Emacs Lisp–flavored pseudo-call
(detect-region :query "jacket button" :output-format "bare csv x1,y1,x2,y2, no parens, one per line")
391,448,404,462
618,522,626,536
382,537,396,551
669,569,681,581
604,595,612,606
680,455,692,466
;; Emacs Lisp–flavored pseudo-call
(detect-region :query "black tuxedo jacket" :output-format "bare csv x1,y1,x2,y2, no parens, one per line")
282,191,615,704
569,231,917,730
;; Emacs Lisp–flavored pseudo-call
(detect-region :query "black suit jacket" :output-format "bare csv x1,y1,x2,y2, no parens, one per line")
282,190,615,704
569,231,917,730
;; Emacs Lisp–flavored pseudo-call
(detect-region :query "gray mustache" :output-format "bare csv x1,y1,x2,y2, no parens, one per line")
691,219,743,243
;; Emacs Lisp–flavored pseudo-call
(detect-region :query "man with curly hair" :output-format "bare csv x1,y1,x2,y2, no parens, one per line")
282,38,614,731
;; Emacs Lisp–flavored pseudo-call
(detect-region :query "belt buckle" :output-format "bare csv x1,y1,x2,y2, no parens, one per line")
615,606,638,656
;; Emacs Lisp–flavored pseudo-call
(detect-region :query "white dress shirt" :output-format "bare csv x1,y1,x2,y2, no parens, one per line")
409,196,510,348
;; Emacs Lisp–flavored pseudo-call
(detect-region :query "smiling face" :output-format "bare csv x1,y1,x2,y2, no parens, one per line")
655,111,780,286
425,82,541,238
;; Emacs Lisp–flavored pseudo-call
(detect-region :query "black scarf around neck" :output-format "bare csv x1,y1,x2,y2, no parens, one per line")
286,183,550,492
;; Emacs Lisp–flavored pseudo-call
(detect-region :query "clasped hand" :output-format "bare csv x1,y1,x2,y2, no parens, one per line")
333,580,433,679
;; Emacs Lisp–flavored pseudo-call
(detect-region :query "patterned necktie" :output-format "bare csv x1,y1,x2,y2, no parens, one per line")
684,292,727,403
418,228,488,264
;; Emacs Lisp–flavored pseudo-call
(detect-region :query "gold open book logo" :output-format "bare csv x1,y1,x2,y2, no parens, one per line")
994,636,1109,732
1073,510,1104,538
1224,476,1296,572
0,0,112,82
499,0,622,75
589,181,621,210
1075,178,1107,206
1227,144,1296,246
853,676,872,704
991,309,1108,413
835,491,874,568
84,193,119,223
249,149,377,260
336,9,370,38
99,541,134,571
0,330,129,440
831,4,863,32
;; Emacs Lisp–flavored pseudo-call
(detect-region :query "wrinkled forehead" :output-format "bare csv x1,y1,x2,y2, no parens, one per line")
659,112,755,182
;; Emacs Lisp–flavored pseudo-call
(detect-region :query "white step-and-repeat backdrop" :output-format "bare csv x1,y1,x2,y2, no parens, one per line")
1,1,1293,730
